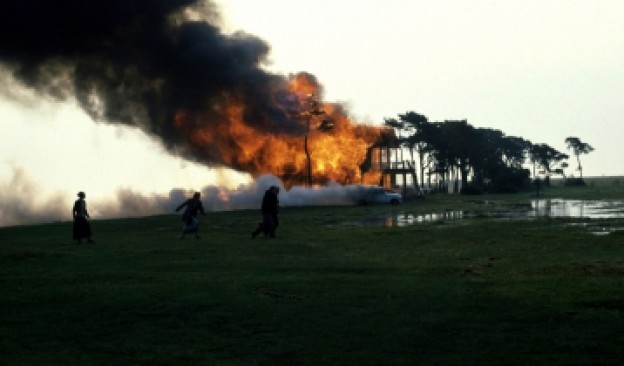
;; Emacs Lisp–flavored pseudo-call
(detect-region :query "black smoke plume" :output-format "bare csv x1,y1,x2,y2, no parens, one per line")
0,0,304,167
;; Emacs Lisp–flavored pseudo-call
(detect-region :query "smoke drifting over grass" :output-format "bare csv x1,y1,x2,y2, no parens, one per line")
0,167,68,227
0,168,362,227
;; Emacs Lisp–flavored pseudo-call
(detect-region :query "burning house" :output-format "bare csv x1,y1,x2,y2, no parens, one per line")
0,0,392,191
360,131,420,198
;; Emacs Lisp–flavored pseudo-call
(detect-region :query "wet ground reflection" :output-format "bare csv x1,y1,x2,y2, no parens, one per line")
348,199,624,235
528,199,624,218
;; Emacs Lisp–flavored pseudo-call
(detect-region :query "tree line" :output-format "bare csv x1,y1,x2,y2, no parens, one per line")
385,111,594,194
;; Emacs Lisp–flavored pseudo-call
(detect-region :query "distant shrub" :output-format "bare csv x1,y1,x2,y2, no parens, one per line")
487,167,532,193
564,178,586,186
460,185,483,195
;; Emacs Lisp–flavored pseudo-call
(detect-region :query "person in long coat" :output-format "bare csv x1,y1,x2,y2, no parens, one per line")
176,192,205,239
72,191,94,244
252,185,280,238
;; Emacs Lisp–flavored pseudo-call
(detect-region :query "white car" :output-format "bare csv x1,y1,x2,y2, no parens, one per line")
358,187,402,205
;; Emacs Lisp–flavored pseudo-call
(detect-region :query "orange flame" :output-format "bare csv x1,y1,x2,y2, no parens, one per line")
173,72,387,187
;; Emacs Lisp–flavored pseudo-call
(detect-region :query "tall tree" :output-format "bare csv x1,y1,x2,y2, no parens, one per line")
387,113,536,194
564,137,594,179
445,121,477,190
395,111,432,188
299,95,333,186
528,143,569,185
418,120,475,192
500,136,531,169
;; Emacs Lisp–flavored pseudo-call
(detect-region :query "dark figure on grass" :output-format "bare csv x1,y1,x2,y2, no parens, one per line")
252,185,280,239
72,191,94,244
176,192,205,239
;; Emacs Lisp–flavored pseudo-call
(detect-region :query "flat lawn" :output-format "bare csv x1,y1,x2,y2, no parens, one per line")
2,183,624,365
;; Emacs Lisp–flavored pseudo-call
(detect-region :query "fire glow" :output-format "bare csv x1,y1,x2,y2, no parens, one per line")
0,0,392,189
174,72,387,187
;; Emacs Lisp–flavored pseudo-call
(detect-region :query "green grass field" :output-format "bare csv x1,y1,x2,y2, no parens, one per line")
2,180,624,365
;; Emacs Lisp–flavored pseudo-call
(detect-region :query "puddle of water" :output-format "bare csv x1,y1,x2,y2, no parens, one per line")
529,199,624,219
346,211,467,228
565,222,624,236
346,199,624,235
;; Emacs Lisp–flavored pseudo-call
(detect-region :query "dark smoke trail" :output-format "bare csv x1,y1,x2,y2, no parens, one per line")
0,0,304,168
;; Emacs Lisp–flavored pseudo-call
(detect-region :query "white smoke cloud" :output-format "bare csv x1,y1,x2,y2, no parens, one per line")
0,166,69,226
0,168,367,228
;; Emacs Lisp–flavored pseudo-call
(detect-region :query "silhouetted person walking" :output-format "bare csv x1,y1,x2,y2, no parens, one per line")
72,191,94,244
252,185,280,238
176,192,205,239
